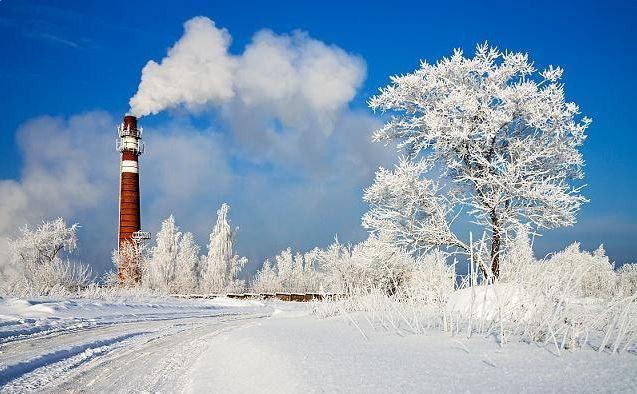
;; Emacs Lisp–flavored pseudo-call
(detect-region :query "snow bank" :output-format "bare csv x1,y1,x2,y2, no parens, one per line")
446,283,526,321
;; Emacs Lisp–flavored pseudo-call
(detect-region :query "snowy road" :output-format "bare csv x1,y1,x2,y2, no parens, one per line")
0,298,270,393
2,297,636,393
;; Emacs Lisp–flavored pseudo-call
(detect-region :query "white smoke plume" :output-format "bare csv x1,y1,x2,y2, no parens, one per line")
129,17,236,117
128,16,366,129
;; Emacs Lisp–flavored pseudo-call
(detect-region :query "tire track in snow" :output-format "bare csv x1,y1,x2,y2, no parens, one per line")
0,310,238,345
0,331,149,391
0,313,269,393
59,314,269,393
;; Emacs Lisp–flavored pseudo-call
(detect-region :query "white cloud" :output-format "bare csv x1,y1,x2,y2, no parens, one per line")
0,112,118,236
0,112,119,273
235,29,365,134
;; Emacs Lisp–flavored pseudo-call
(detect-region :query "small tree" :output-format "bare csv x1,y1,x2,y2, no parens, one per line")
174,232,200,293
251,259,281,293
148,215,181,291
275,248,295,291
5,218,90,295
251,248,325,293
366,43,590,279
200,203,247,293
113,240,146,287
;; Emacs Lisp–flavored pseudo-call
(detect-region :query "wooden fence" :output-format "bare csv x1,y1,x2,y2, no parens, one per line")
172,293,343,302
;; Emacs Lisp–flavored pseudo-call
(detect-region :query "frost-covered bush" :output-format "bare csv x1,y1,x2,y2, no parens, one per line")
251,259,280,293
250,248,323,293
617,264,637,296
307,235,455,300
498,229,537,282
2,218,90,296
401,251,455,305
112,240,146,287
449,241,634,351
316,231,636,353
543,243,615,298
313,235,416,295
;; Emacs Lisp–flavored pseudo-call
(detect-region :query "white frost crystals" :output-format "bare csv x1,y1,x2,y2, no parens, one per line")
365,43,591,279
2,218,90,296
139,204,246,294
200,203,247,293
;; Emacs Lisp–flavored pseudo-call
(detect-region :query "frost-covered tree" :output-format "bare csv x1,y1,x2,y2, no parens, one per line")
174,232,200,293
251,259,281,293
499,227,536,282
200,203,247,293
311,235,415,295
365,43,591,279
148,215,181,292
251,247,326,293
617,263,637,297
3,218,90,295
274,248,295,291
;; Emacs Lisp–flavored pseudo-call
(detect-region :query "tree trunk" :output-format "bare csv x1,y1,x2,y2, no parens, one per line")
490,210,501,279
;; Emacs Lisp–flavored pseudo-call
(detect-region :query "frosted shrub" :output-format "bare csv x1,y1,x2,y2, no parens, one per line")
3,218,90,296
352,235,414,296
498,229,536,282
617,264,637,296
314,241,360,295
313,239,457,334
401,251,455,306
317,232,636,352
544,243,616,298
250,248,324,293
112,240,146,287
448,241,632,351
312,235,416,296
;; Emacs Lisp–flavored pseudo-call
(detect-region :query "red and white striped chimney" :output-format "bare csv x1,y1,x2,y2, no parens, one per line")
117,115,147,283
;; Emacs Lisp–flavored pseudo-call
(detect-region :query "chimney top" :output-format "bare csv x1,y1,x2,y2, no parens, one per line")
123,115,138,131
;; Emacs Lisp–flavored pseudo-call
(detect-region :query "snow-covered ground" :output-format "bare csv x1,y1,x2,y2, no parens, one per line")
0,297,635,393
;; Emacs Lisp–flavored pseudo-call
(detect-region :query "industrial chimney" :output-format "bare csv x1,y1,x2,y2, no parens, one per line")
116,115,149,284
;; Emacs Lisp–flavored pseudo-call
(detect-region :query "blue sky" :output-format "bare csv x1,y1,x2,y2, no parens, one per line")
1,0,636,273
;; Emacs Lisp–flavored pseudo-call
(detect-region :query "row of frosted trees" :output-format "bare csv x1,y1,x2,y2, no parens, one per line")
132,204,247,294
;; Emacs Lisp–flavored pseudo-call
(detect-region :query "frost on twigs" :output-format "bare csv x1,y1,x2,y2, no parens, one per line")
251,247,323,293
113,240,146,287
200,203,247,293
365,43,591,279
3,218,90,296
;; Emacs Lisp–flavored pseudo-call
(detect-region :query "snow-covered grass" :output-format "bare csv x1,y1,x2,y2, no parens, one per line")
314,238,637,355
